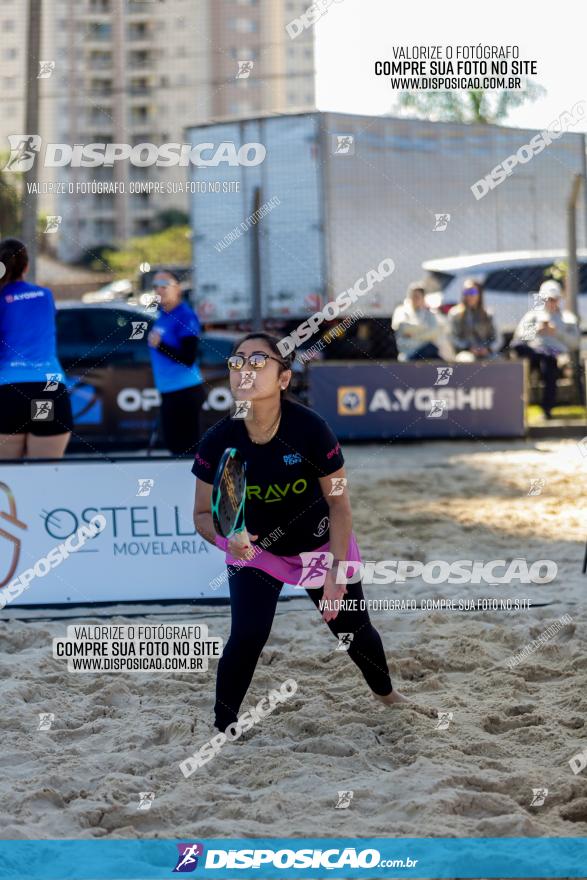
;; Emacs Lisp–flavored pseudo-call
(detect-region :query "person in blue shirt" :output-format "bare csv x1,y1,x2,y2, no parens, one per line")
147,270,205,456
0,238,73,460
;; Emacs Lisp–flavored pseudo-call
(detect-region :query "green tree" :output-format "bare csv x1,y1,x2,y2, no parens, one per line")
0,153,21,237
102,225,191,277
395,79,546,124
154,208,189,231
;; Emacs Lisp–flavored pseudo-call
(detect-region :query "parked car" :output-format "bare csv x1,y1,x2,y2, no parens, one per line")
56,303,239,450
81,278,134,304
56,304,306,450
422,250,587,336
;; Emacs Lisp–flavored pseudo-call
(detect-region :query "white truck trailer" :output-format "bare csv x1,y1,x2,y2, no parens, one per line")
185,111,586,323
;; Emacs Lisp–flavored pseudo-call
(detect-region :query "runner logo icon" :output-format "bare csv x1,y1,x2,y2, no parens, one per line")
173,843,204,872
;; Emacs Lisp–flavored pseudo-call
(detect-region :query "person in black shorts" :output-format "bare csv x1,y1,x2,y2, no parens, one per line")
0,239,73,459
147,271,205,457
193,331,412,734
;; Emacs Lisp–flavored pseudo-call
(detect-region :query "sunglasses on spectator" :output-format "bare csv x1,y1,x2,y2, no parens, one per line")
228,352,287,370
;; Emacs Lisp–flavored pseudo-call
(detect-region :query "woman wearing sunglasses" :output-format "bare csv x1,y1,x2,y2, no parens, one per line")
192,331,409,735
147,270,205,456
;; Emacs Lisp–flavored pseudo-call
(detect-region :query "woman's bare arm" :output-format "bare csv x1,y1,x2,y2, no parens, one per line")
318,465,352,564
194,478,217,546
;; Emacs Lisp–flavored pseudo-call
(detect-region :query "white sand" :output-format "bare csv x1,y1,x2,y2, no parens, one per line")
1,439,587,840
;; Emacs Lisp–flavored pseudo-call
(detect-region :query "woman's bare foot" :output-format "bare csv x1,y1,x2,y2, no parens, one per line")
373,689,410,707
372,689,438,718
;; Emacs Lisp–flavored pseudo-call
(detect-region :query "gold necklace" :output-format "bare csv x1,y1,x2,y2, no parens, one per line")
249,413,281,445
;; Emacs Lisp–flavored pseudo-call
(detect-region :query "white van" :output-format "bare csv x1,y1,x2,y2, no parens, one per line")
422,250,587,336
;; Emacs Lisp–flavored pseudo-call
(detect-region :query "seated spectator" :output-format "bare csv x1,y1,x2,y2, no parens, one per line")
511,279,580,419
392,283,443,361
448,279,496,361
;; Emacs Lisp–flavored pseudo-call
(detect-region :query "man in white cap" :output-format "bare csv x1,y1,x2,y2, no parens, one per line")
511,280,580,418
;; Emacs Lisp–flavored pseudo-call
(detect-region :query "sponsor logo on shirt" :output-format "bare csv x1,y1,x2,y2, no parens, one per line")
4,290,45,304
195,452,210,470
283,453,302,465
326,442,341,459
246,480,307,502
313,515,329,537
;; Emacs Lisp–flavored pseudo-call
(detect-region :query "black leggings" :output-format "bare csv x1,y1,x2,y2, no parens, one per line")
214,566,393,731
512,343,558,414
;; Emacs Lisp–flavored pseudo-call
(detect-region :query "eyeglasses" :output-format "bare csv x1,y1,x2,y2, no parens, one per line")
227,351,287,371
152,279,172,289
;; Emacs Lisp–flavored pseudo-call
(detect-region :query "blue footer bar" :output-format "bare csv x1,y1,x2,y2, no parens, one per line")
0,838,586,879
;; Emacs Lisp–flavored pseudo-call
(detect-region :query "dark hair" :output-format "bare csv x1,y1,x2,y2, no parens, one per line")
232,331,295,396
462,277,485,309
407,281,426,298
0,238,28,292
154,269,181,284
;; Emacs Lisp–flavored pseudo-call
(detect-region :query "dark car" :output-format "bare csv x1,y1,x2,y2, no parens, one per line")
56,302,241,451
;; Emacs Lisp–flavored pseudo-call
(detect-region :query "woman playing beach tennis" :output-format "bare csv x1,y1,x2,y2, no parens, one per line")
192,332,408,733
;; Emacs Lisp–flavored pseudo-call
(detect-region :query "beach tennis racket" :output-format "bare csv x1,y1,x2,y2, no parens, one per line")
211,447,249,548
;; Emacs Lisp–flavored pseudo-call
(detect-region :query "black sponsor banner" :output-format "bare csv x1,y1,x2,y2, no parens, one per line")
308,361,526,439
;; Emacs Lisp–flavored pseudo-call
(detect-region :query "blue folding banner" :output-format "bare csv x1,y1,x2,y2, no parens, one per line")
308,361,526,439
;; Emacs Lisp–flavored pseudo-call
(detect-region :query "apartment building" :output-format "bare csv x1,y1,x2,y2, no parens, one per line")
0,0,315,262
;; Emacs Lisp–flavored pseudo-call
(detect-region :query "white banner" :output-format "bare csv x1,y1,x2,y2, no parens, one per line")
0,460,297,607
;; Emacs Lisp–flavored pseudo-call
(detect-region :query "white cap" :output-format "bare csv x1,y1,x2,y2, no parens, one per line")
538,280,562,300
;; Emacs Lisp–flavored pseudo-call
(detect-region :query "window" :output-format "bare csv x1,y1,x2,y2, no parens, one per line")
57,308,153,367
484,266,550,293
229,101,252,114
230,18,258,32
87,22,112,40
230,47,258,61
